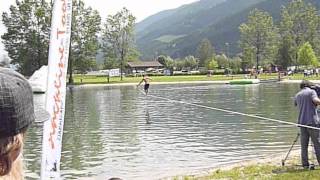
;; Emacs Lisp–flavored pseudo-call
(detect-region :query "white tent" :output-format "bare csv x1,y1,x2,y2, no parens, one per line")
28,65,48,93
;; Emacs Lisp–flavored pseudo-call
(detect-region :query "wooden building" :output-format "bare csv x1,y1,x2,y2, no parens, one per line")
127,61,164,74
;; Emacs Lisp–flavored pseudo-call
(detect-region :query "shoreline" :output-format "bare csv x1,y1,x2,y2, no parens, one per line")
68,79,320,88
68,80,230,88
164,149,301,180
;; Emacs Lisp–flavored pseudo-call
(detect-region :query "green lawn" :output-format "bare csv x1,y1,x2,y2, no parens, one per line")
287,73,320,80
72,73,281,85
178,164,320,180
176,155,320,180
71,72,320,85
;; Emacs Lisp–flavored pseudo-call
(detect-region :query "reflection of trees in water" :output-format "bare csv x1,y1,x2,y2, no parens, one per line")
100,86,141,149
240,84,299,148
61,87,104,174
24,94,46,178
204,84,299,150
86,86,145,177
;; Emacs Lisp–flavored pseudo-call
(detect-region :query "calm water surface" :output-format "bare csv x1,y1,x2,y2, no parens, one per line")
25,83,301,179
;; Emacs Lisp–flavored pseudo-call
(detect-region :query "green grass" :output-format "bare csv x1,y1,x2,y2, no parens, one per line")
173,155,320,180
71,72,320,85
177,164,320,180
72,74,281,85
286,74,320,80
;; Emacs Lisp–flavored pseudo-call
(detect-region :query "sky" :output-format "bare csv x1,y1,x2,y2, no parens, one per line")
0,0,199,56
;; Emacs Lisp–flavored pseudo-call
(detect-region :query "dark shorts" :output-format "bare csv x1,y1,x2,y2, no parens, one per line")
144,84,150,91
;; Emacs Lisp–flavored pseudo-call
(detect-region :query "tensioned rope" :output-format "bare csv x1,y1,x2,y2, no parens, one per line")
139,89,320,131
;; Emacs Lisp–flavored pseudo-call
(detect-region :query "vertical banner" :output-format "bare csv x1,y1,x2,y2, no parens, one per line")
41,0,72,179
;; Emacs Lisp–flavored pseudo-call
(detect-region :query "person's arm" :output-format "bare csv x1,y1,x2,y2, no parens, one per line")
311,90,320,105
137,79,143,86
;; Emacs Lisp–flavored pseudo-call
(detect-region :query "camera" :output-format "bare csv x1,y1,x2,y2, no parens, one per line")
310,84,320,97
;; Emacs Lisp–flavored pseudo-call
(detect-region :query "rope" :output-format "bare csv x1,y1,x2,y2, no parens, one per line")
141,91,320,131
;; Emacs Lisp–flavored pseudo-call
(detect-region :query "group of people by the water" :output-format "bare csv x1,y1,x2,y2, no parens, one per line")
303,68,319,77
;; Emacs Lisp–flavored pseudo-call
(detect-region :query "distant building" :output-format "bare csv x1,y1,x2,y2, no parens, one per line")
127,61,163,74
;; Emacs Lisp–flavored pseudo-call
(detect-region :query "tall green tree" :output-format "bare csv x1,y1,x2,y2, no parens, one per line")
215,54,229,69
69,0,101,82
2,0,51,76
276,36,294,69
279,0,319,68
183,55,198,70
298,42,318,67
240,48,254,72
157,55,174,74
230,56,242,73
207,58,218,71
239,9,278,70
196,38,214,67
102,7,136,80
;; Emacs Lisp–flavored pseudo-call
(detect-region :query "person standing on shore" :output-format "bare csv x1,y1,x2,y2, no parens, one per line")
137,74,152,95
294,80,320,169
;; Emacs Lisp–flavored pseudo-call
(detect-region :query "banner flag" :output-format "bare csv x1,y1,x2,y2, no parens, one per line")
41,0,73,178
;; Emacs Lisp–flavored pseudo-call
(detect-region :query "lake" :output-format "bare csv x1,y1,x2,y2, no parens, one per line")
25,83,301,179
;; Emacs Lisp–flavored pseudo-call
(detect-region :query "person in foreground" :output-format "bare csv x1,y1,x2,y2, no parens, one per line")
0,67,48,179
137,74,152,95
294,80,320,169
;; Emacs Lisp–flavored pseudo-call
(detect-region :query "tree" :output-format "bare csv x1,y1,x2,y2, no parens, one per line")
103,47,118,69
157,55,166,66
276,36,294,69
207,58,218,70
157,55,174,74
69,0,101,82
196,38,214,67
183,55,198,70
298,42,318,67
2,0,51,76
239,9,278,71
175,59,184,71
126,48,141,62
215,54,229,69
279,0,320,67
240,48,254,72
230,57,242,73
102,7,136,80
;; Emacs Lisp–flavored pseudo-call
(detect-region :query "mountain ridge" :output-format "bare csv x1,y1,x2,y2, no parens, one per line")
135,0,320,60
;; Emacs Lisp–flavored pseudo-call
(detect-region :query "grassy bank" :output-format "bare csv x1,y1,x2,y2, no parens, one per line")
178,164,320,180
72,74,280,85
71,73,320,85
175,154,320,180
287,74,320,80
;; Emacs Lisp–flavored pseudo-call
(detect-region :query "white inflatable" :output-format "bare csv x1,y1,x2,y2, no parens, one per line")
28,66,48,93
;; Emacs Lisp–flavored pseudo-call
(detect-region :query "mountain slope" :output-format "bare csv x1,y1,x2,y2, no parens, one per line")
136,0,226,37
136,0,320,60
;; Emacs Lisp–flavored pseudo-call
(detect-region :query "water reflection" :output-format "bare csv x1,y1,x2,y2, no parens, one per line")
25,83,301,179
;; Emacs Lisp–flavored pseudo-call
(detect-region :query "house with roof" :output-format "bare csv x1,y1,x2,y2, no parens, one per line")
126,61,164,74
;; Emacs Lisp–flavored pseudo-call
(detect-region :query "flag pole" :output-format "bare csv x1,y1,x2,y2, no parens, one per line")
41,0,73,179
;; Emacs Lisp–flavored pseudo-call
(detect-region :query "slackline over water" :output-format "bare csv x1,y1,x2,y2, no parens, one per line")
139,89,320,131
